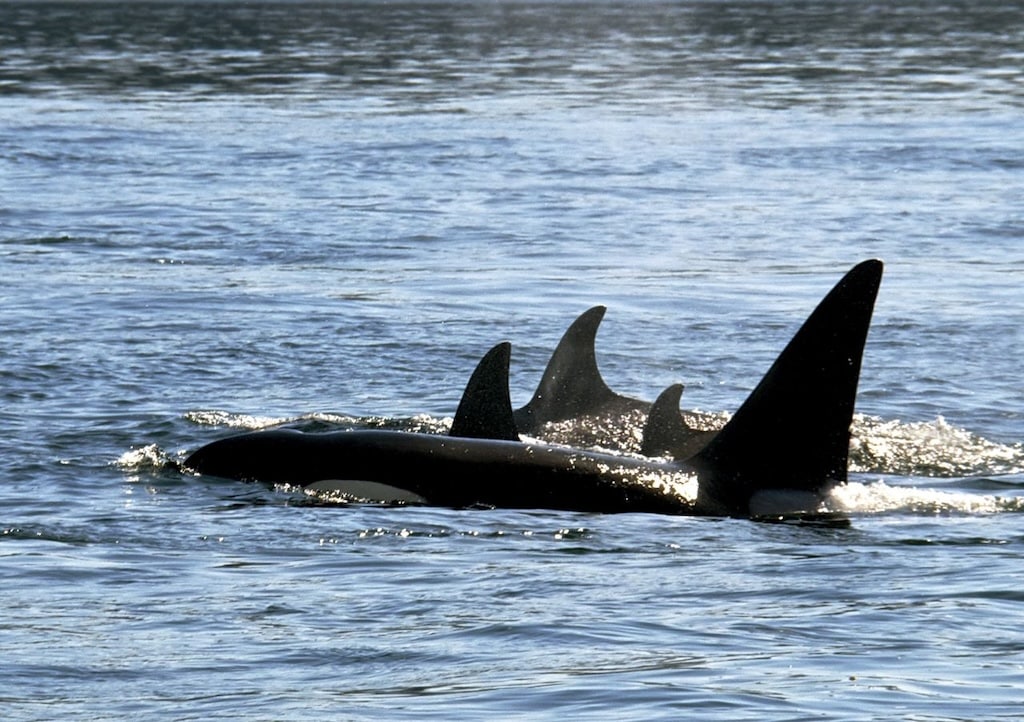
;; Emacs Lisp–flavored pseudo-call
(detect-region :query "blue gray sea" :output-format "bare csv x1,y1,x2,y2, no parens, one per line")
2,1,1023,719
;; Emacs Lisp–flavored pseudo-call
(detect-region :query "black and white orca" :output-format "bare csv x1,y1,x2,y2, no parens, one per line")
184,260,882,518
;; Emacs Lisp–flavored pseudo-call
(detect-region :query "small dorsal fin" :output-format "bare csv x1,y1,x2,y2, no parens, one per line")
640,384,687,457
450,342,520,441
641,384,719,460
691,259,884,515
513,306,645,432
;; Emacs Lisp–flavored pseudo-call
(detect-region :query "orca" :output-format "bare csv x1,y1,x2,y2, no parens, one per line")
184,260,883,518
639,384,718,461
512,306,649,432
512,305,719,455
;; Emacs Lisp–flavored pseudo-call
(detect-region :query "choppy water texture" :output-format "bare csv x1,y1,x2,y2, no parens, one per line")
2,1,1023,719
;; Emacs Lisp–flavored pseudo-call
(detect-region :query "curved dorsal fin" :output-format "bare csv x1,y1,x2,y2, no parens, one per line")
450,342,520,441
691,259,883,515
640,384,687,457
513,306,643,432
641,384,719,460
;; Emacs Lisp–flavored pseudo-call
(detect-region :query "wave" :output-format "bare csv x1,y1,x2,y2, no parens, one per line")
828,479,1024,516
182,410,453,435
848,415,1024,477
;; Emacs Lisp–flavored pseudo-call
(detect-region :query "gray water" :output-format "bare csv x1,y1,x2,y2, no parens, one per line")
2,1,1023,719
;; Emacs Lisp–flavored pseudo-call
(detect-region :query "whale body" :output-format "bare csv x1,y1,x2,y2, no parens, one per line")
185,260,883,518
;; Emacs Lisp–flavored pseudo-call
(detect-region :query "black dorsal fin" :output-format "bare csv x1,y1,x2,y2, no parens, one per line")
641,384,719,460
691,259,884,515
640,384,687,457
513,306,645,432
450,342,520,441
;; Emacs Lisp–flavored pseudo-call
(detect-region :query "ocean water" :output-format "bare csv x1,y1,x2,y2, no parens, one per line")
2,1,1023,719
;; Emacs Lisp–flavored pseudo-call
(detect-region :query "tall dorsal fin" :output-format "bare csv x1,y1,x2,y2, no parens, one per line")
691,259,883,515
449,342,520,441
513,306,645,432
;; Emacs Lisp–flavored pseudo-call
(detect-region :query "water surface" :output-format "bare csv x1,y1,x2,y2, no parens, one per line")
2,1,1023,719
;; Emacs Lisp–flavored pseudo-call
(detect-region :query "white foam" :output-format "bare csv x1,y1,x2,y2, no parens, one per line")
184,409,287,429
849,414,1024,477
114,443,173,470
827,480,1016,515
